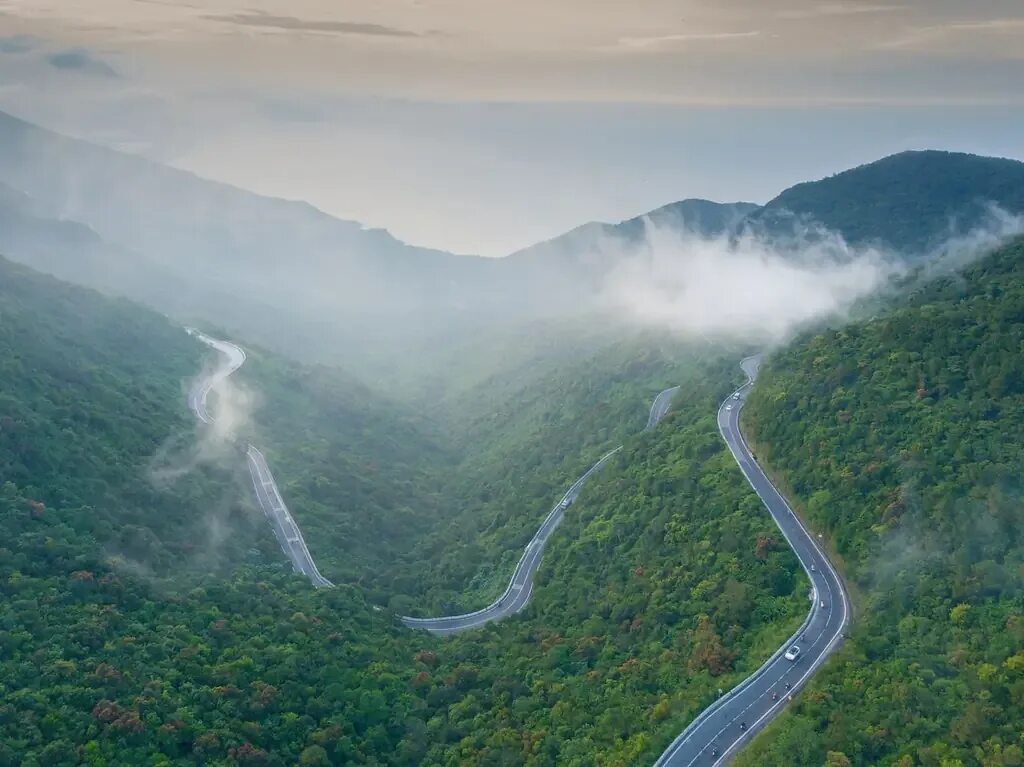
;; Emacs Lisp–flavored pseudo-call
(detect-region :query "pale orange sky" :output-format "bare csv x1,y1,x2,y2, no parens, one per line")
1,1,1022,254
3,0,1023,103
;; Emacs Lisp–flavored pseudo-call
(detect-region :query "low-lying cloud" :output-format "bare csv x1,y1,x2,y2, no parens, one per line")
599,208,1024,344
601,221,899,343
920,204,1024,276
150,339,257,485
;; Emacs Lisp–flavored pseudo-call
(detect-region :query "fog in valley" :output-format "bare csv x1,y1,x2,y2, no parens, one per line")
2,104,1021,398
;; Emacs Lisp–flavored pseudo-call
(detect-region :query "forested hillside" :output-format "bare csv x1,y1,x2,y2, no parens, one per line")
167,303,706,607
224,312,743,610
0,256,445,764
8,166,1024,764
0,253,811,765
0,256,272,570
392,335,731,611
750,151,1024,253
737,237,1024,766
415,370,808,765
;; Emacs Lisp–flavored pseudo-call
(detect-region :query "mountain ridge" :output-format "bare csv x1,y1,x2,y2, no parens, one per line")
2,108,1023,387
747,149,1024,252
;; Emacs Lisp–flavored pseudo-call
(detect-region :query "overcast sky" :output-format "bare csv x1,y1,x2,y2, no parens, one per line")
1,0,1023,254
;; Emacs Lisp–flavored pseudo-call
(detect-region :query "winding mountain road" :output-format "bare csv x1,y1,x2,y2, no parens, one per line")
653,356,850,766
187,329,332,588
401,386,681,635
647,385,681,429
185,335,848,764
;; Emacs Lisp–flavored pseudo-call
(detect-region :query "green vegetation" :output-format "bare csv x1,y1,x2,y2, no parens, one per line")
232,346,452,591
233,316,744,612
389,334,734,612
13,229,1024,767
754,151,1024,252
7,121,1024,767
0,253,810,765
428,374,807,765
737,237,1024,766
0,258,270,571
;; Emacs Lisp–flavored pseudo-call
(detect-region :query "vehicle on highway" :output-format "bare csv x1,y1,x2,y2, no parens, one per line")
725,404,733,411
784,645,801,661
733,393,740,400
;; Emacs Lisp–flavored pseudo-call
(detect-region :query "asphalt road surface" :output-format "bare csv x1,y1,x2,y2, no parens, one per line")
186,331,245,425
186,328,332,588
653,356,850,767
647,385,681,429
402,386,680,636
246,444,333,587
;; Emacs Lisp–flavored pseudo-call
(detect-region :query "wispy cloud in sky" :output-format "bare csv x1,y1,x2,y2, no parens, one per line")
46,49,119,77
611,30,762,52
202,13,422,38
0,0,1022,254
878,17,1024,54
0,0,1020,104
776,2,906,19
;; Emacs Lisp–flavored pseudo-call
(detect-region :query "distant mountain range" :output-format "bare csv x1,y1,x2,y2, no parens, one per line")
1,108,1023,371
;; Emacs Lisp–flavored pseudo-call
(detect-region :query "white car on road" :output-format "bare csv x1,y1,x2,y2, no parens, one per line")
784,645,801,661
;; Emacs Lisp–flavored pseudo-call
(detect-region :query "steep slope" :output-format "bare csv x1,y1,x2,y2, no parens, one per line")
232,343,453,589
0,255,275,570
0,256,460,765
390,333,725,612
747,150,1024,253
6,108,1024,395
415,368,809,766
0,111,480,299
0,251,451,584
736,236,1024,766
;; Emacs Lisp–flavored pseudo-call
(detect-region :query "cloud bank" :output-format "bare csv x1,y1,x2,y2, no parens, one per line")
601,222,899,343
599,209,1024,345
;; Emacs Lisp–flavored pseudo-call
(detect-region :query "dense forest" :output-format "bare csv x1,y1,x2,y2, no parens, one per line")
7,219,1024,764
0,258,273,571
737,236,1024,766
233,317,732,611
751,151,1024,253
0,252,809,765
390,335,734,612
